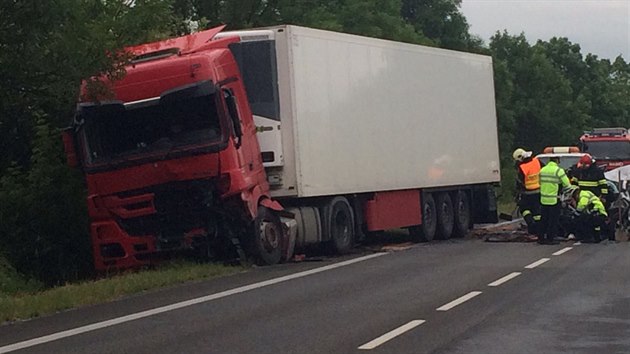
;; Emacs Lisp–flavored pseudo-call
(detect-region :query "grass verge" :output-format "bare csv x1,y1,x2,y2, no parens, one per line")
498,200,517,216
0,261,244,323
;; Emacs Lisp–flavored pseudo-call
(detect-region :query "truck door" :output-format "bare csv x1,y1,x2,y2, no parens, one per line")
222,86,259,172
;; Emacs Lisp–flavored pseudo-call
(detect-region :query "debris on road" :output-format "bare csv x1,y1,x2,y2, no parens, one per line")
380,242,415,252
473,220,539,242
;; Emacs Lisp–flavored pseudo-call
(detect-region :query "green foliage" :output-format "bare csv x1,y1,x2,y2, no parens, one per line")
177,0,432,45
401,0,482,51
0,256,43,296
0,0,175,285
0,116,91,285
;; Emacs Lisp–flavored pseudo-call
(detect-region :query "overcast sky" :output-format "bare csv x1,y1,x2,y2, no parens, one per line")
460,0,630,60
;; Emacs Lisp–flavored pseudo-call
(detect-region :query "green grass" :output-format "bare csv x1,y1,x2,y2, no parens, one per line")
0,261,244,323
0,257,44,296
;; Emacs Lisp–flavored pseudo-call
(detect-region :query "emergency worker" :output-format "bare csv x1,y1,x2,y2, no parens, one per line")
571,154,608,200
513,148,543,235
570,186,607,243
539,156,571,244
571,154,611,239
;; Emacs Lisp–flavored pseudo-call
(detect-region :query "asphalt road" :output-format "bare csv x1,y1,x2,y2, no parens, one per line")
1,237,629,354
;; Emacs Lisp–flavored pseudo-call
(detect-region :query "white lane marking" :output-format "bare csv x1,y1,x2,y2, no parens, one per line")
552,247,573,256
525,258,550,269
487,272,521,287
436,291,483,311
358,320,425,350
0,253,387,354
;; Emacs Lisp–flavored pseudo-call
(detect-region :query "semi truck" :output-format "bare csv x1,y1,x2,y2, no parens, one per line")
63,25,501,271
580,128,630,171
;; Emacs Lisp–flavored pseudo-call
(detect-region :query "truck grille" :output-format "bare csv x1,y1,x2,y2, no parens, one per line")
116,180,215,249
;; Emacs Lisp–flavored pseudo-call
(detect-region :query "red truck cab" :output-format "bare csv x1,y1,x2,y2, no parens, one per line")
579,128,630,171
63,27,288,271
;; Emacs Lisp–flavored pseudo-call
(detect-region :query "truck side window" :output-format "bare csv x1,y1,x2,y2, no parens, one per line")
223,89,242,147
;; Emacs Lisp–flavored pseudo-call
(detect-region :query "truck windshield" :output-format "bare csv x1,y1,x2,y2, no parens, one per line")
585,141,630,160
80,93,222,164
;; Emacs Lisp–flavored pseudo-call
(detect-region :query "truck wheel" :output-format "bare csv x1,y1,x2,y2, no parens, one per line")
436,193,454,239
410,193,437,242
453,191,471,237
251,206,282,265
324,197,355,254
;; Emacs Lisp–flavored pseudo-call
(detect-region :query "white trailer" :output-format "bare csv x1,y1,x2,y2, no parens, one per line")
218,25,501,250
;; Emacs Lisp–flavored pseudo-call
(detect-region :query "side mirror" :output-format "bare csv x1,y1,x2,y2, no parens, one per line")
225,94,242,148
61,128,79,168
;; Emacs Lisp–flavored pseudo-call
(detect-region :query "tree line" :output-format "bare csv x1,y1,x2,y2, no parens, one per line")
1,0,629,286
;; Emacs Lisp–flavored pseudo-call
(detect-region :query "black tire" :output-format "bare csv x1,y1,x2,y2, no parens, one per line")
453,191,471,238
436,193,454,240
250,206,282,265
324,197,355,254
410,193,437,242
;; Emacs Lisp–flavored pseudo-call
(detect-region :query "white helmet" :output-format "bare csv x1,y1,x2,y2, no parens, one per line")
512,148,532,162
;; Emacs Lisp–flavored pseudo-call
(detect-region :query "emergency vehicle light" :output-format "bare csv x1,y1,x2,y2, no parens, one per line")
543,146,580,154
583,127,629,137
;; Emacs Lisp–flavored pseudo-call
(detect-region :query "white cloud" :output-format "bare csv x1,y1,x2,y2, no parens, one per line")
460,0,630,60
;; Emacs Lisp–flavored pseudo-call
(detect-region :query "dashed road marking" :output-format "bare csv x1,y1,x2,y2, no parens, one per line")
358,320,426,350
436,291,483,311
525,258,550,269
552,247,573,256
488,272,521,287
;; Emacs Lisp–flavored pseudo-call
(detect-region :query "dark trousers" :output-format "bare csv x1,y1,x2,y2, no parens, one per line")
575,213,606,242
540,204,561,241
519,193,541,234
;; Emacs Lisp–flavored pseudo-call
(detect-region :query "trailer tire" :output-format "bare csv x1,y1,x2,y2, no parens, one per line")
410,193,437,242
453,191,471,238
324,197,355,254
436,193,454,240
250,206,282,265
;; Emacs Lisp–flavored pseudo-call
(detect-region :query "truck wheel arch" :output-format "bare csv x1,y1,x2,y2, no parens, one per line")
241,186,283,219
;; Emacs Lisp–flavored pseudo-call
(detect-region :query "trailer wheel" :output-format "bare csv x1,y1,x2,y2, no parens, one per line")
324,197,355,254
453,191,471,238
436,193,454,239
410,193,437,242
251,206,282,265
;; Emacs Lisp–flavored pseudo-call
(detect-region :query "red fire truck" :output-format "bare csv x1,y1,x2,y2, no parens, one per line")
580,128,630,171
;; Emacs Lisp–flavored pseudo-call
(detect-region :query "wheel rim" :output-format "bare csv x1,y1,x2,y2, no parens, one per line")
332,208,350,243
259,220,280,251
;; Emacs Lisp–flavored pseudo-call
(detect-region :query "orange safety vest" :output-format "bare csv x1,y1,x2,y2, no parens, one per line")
519,157,542,191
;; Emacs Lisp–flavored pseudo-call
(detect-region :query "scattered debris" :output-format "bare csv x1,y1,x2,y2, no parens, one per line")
482,231,539,243
380,242,414,252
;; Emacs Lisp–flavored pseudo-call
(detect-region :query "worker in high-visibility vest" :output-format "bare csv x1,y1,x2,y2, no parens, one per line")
569,186,608,243
513,148,544,235
571,154,611,239
571,154,608,200
539,156,571,244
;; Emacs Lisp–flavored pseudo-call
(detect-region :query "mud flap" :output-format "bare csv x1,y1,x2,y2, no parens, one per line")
473,184,499,223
